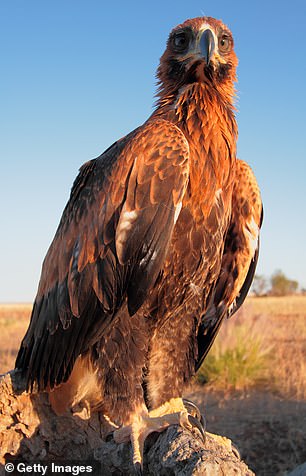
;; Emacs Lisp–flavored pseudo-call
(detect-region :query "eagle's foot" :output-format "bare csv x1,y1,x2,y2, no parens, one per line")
206,431,241,459
113,398,205,472
149,397,205,441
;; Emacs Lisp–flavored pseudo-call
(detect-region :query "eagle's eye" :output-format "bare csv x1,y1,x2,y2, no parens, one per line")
218,33,232,53
172,31,190,52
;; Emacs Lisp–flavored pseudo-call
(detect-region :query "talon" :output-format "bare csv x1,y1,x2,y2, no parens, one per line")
183,398,202,420
200,413,206,431
133,462,143,475
187,414,206,442
232,442,241,459
183,398,206,432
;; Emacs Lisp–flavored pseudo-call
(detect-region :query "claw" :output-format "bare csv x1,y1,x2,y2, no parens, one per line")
200,413,206,430
187,414,206,442
183,398,201,420
183,398,206,431
134,462,143,476
231,442,241,459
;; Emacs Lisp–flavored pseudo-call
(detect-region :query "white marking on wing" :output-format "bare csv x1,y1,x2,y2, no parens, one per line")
214,188,222,203
189,282,202,295
116,205,139,262
118,209,138,232
244,216,259,258
174,202,182,224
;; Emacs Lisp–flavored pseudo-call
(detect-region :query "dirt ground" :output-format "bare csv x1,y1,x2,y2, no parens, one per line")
186,385,306,476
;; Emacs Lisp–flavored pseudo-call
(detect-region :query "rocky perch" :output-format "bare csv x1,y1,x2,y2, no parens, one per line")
0,371,254,475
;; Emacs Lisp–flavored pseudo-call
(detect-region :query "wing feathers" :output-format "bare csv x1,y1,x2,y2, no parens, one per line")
16,119,190,390
196,159,263,371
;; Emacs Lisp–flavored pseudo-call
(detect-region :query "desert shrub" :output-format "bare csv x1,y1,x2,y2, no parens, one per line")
197,324,270,391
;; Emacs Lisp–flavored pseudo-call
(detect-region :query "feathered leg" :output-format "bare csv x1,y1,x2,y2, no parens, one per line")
112,313,205,471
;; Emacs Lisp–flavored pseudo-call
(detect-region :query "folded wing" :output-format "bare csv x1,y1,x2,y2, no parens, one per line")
15,119,190,390
196,160,263,371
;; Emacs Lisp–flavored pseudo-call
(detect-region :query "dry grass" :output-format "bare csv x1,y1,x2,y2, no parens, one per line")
198,295,306,400
243,296,306,400
0,303,32,374
0,296,306,399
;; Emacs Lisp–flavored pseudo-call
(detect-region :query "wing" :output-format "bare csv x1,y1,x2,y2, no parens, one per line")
15,119,190,390
195,159,263,371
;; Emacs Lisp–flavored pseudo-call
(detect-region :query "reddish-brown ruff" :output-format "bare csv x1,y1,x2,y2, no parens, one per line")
16,16,262,467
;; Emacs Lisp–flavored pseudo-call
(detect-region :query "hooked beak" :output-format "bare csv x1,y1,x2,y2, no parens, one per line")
199,29,215,65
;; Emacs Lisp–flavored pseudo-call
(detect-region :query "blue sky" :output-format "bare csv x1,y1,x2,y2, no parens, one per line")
1,0,305,302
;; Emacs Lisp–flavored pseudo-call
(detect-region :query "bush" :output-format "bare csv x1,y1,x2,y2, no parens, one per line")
197,324,270,391
270,270,298,296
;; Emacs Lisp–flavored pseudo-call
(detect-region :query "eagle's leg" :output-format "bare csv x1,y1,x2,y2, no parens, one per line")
113,397,205,471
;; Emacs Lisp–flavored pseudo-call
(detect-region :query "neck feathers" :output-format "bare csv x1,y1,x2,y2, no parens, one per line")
154,83,238,211
175,83,237,140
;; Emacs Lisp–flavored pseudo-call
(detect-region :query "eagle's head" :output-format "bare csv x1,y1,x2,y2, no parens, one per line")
157,17,238,105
